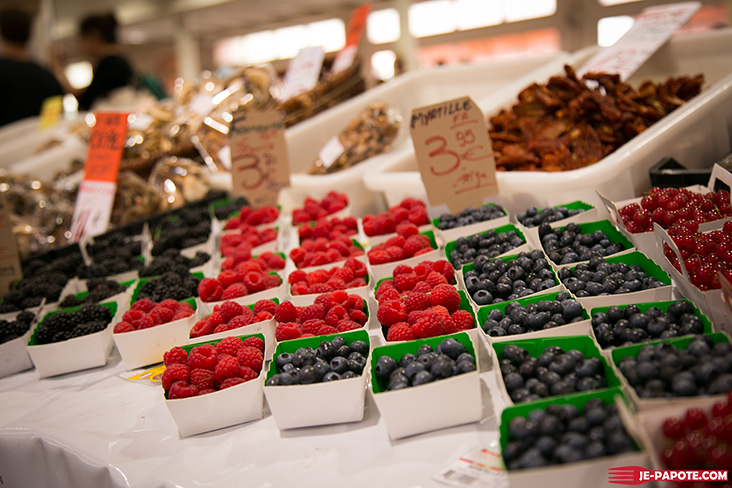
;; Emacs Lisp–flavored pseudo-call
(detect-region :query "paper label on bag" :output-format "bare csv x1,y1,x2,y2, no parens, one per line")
39,95,63,130
283,46,325,100
71,112,127,240
434,444,509,488
0,198,22,295
229,109,291,208
579,2,700,81
318,136,345,169
411,96,498,214
332,3,371,73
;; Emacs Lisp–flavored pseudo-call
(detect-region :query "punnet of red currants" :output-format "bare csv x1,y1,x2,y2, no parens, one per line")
663,220,732,291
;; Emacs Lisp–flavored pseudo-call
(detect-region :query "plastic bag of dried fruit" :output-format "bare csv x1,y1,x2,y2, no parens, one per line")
147,157,211,212
306,103,400,175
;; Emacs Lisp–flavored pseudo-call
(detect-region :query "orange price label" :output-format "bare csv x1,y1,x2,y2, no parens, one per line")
0,197,22,295
332,2,371,73
229,109,291,208
410,96,499,213
84,112,128,183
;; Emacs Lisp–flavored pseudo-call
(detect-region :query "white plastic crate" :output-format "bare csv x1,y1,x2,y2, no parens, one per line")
364,30,732,214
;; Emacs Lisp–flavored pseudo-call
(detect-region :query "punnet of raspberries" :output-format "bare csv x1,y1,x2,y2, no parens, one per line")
161,336,265,399
377,284,474,341
197,269,282,303
220,227,278,256
618,187,732,234
289,258,369,295
292,192,348,225
189,299,277,338
219,251,286,274
290,236,364,269
367,229,435,266
113,298,195,333
224,205,279,230
298,216,358,244
663,220,732,291
362,198,429,237
375,260,456,299
274,291,368,341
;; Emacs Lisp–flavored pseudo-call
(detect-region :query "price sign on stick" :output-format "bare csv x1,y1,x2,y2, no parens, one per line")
579,2,700,81
283,46,325,100
70,112,127,241
229,109,291,208
0,198,22,296
411,96,499,214
332,3,371,73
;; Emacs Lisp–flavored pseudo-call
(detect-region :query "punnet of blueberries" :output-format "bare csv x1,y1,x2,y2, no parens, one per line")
436,205,506,231
615,335,732,399
448,228,526,269
374,337,476,391
516,205,587,228
498,343,611,403
266,335,369,385
558,256,667,298
464,250,557,306
0,311,35,345
33,304,113,344
540,222,627,266
482,291,585,338
503,398,636,470
592,301,705,349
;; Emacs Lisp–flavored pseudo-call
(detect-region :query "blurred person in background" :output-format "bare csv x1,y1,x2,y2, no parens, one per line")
0,7,63,127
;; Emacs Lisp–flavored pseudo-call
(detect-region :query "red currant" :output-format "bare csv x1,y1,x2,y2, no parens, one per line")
684,408,709,431
663,417,685,440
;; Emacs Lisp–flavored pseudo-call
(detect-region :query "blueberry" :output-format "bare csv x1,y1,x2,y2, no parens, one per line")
399,353,417,368
431,358,456,379
279,370,300,385
473,290,493,305
576,358,601,378
688,337,712,357
672,375,698,396
519,360,537,378
668,300,694,317
299,365,318,384
405,361,426,381
562,301,584,320
317,341,336,362
504,372,525,392
536,351,556,368
275,352,293,370
516,448,548,469
562,431,589,450
539,370,562,387
503,440,524,462
558,404,579,421
503,345,531,365
457,353,475,364
349,340,369,357
606,306,624,322
539,414,563,437
679,314,704,335
417,344,434,356
375,355,398,383
347,358,365,374
549,355,577,376
606,431,634,454
551,380,575,396
456,360,477,374
586,441,607,459
567,416,590,433
313,359,329,380
412,370,434,386
388,377,409,390
554,445,583,463
265,374,283,386
509,417,538,441
330,356,349,375
709,374,732,394
439,338,466,360
535,435,557,458
331,336,347,349
281,363,297,374
418,352,438,368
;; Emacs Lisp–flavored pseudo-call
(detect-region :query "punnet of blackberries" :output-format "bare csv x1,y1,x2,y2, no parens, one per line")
214,197,248,220
59,279,128,308
152,207,211,256
503,398,637,470
464,250,557,306
0,311,35,345
33,304,112,344
137,272,200,302
592,301,705,349
86,232,143,260
266,335,369,385
540,222,627,266
516,205,587,228
141,249,210,278
0,272,68,313
482,291,585,338
499,344,609,403
374,337,477,391
436,205,506,230
615,335,732,399
558,256,666,297
448,228,525,269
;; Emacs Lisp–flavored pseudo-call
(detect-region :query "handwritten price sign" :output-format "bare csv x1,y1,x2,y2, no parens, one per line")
229,109,291,208
411,96,498,213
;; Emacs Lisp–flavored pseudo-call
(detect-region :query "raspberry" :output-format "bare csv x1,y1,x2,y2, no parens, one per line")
407,310,424,324
396,222,419,237
189,368,215,390
275,301,298,323
325,306,348,327
377,287,400,303
221,258,236,271
392,264,412,276
308,283,333,294
432,305,451,318
412,311,445,339
214,355,242,380
223,283,248,300
317,325,338,336
187,345,218,370
122,309,143,323
213,323,233,334
301,304,325,322
414,248,434,257
302,319,327,335
261,252,285,270
413,281,432,293
452,310,474,330
242,272,265,293
253,299,276,315
264,274,281,288
220,377,246,389
333,266,354,283
306,269,329,285
345,258,367,277
216,336,246,356
385,246,405,261
150,306,175,325
198,278,223,302
242,336,265,353
162,363,190,391
351,278,367,287
349,309,368,325
408,206,429,225
404,292,431,312
132,298,156,313
347,294,364,310
426,271,449,288
160,299,179,311
198,389,216,396
208,312,224,328
330,290,349,304
377,300,407,326
219,301,244,323
432,260,455,283
386,322,416,341
163,346,188,366
133,315,155,330
217,271,241,289
414,262,430,278
314,294,330,308
394,273,419,292
291,283,310,295
442,317,460,334
326,278,347,290
239,366,259,382
237,346,264,372
385,235,406,248
288,269,307,285
113,321,135,333
222,316,250,332
168,381,198,399
189,318,212,338
337,320,361,332
430,285,461,314
403,235,427,257
368,250,391,265
275,322,301,341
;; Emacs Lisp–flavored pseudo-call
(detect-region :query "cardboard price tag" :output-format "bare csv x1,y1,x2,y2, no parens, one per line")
579,2,700,81
411,96,498,213
229,109,291,208
283,46,325,100
0,198,22,296
332,2,371,73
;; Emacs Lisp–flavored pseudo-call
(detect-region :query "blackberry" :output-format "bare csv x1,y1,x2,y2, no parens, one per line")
141,250,210,278
152,207,212,255
214,197,248,220
0,311,35,344
33,304,111,344
58,279,127,308
78,253,143,279
137,272,200,302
